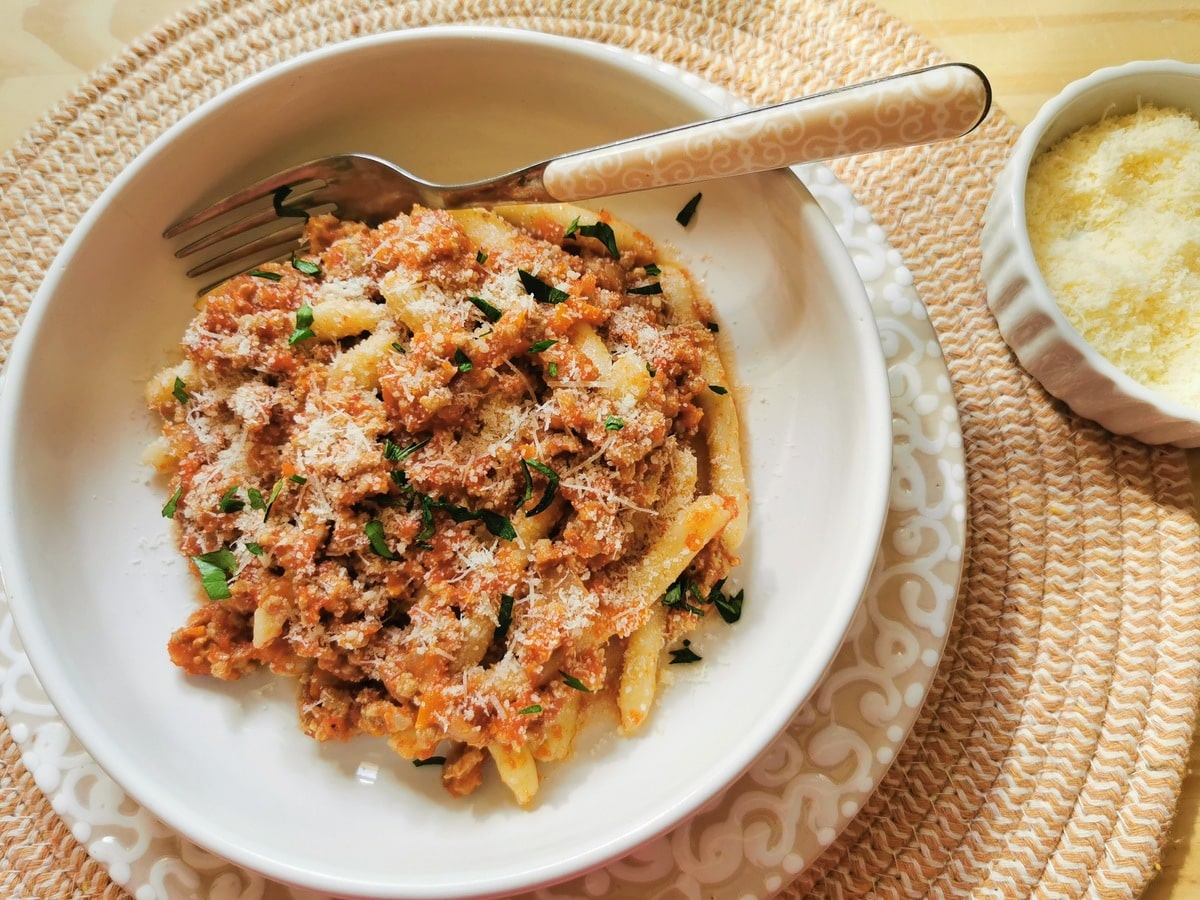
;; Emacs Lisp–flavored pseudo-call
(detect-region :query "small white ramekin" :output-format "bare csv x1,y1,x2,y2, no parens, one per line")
982,59,1200,447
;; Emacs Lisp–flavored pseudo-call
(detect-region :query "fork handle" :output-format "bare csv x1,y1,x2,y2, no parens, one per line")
538,63,990,201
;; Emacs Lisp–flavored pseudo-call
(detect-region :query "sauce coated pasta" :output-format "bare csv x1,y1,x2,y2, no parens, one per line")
146,202,747,805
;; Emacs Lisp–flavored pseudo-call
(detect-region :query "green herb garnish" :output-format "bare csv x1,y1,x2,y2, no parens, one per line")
467,295,503,323
668,639,702,665
172,376,189,405
708,384,729,395
675,192,702,226
365,520,397,559
288,303,315,345
218,485,245,513
248,479,286,521
415,494,436,546
384,437,429,462
628,282,663,296
560,671,593,693
548,362,558,378
476,249,489,265
577,221,620,259
528,339,558,353
517,704,542,715
272,186,309,222
644,264,662,276
518,269,569,304
289,474,308,485
453,348,474,373
161,486,182,519
662,574,706,615
496,593,514,643
478,509,516,540
245,541,264,557
391,341,406,354
412,756,446,767
192,549,237,600
710,578,745,623
249,269,283,282
291,257,322,277
603,415,626,431
520,459,559,517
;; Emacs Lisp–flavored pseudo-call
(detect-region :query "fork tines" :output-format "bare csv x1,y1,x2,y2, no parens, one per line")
164,161,338,281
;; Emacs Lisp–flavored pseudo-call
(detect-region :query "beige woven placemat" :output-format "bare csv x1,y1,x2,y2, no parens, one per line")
3,0,1199,897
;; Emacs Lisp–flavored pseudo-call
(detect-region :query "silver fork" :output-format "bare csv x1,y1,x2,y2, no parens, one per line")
165,63,990,279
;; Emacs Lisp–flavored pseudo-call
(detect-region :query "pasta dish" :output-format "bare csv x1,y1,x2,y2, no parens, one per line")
146,202,747,805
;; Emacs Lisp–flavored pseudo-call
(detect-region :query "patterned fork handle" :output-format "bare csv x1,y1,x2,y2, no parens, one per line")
540,63,991,200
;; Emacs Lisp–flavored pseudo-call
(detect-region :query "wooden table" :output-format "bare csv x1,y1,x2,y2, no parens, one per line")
2,0,1198,896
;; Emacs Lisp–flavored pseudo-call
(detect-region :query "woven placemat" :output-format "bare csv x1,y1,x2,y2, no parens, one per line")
3,0,1199,897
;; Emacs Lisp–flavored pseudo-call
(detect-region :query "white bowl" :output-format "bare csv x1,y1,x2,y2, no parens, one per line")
0,27,892,899
982,59,1200,447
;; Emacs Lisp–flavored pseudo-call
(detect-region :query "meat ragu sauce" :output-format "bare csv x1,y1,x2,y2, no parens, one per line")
146,202,748,805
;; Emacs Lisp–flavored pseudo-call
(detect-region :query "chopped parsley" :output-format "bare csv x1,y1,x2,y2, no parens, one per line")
403,492,516,545
708,384,729,395
476,249,489,264
676,192,702,226
171,376,189,405
412,756,446,767
710,578,745,623
662,574,706,615
628,282,663,296
248,269,282,281
477,509,517,540
245,541,264,557
415,494,436,546
559,671,593,693
287,303,315,345
191,549,237,600
161,486,182,519
384,437,429,462
668,640,702,665
604,415,626,431
495,593,514,643
430,501,516,540
548,362,559,378
565,217,620,259
519,459,559,516
518,269,569,304
288,474,308,485
644,263,662,276
518,704,543,715
391,341,406,354
248,479,286,521
453,348,474,373
364,520,397,560
467,295,503,323
528,339,558,353
291,257,322,277
218,485,245,513
272,186,309,222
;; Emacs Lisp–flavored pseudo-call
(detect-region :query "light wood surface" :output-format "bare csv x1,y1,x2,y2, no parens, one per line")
2,0,1199,896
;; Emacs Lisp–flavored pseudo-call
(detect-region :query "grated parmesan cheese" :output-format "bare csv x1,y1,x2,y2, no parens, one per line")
1026,104,1200,407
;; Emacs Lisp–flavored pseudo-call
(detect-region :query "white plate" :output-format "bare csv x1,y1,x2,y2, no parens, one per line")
0,29,893,900
0,158,964,900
